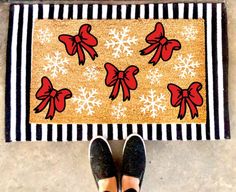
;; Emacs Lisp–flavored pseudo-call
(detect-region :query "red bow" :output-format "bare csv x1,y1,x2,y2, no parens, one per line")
140,22,181,65
167,82,203,120
105,63,139,101
58,24,98,65
34,77,72,120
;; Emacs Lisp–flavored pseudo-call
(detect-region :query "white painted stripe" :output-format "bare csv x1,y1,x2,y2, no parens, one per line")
178,3,184,19
82,123,87,141
112,124,118,140
73,5,78,19
158,4,163,19
149,4,154,19
10,5,20,141
122,123,128,139
140,4,145,19
191,123,197,141
52,124,57,141
102,124,108,139
217,3,225,139
131,5,135,19
112,5,117,19
207,3,215,140
121,5,126,19
152,123,157,140
92,4,98,19
41,124,47,141
182,124,187,141
142,124,148,140
72,124,77,141
201,123,207,140
31,123,36,141
162,124,167,141
62,124,67,141
54,5,59,19
92,124,98,138
21,5,29,141
198,3,203,19
82,4,88,19
132,124,138,134
43,4,49,19
63,4,69,19
168,3,173,19
102,5,108,19
188,3,194,19
171,124,177,141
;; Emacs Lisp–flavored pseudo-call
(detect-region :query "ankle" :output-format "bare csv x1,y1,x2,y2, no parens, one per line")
98,176,118,192
122,175,140,192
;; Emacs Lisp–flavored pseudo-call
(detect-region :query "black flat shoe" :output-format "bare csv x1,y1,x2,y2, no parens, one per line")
121,134,146,192
89,136,118,192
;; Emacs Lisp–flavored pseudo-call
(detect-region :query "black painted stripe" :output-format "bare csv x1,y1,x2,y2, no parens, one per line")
166,124,172,140
154,4,158,19
58,4,63,19
137,124,143,137
211,4,220,140
203,3,211,140
97,124,103,136
87,124,92,140
196,124,202,140
193,3,198,19
77,4,82,19
156,124,162,140
147,124,152,140
108,124,113,140
145,4,149,19
176,124,182,140
184,3,189,19
173,3,178,19
97,4,102,19
118,124,123,139
107,5,112,19
163,3,168,19
47,124,52,141
126,5,131,19
87,4,93,19
77,124,82,140
222,4,230,139
25,5,33,141
57,124,62,141
187,124,192,140
135,5,140,19
36,124,42,140
117,5,121,19
127,124,132,136
38,4,43,19
5,5,14,142
49,4,54,19
67,124,72,141
16,5,23,141
68,4,73,19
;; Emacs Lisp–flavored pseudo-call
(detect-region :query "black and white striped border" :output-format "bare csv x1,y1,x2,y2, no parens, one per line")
5,3,230,142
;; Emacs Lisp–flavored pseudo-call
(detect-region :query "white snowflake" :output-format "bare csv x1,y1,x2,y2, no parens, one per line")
140,90,166,118
181,25,198,41
111,102,127,119
105,27,138,58
146,68,163,85
82,66,100,81
174,54,200,79
43,51,69,78
72,87,102,115
37,28,53,44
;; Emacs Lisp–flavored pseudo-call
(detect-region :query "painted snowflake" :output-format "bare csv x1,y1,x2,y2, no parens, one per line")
111,102,127,119
43,51,69,78
105,27,138,58
37,28,53,44
83,66,100,81
174,54,200,79
181,25,198,41
140,90,166,118
146,68,163,85
72,87,102,115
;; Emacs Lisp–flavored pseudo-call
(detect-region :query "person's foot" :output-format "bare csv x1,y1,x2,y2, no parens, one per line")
121,134,146,192
89,136,118,192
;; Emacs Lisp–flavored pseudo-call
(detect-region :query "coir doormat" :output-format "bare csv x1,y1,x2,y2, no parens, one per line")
5,3,230,142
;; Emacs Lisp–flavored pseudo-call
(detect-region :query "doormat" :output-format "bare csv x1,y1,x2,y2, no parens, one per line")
5,3,230,142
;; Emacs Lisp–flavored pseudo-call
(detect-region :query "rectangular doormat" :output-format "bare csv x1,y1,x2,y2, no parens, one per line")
5,3,230,142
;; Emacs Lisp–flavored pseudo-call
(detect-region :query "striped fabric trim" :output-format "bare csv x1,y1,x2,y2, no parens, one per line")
5,3,230,142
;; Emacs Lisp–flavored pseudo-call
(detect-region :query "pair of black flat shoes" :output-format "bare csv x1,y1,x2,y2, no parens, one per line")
89,134,146,192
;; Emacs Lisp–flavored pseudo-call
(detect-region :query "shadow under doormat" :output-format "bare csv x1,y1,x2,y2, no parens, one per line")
5,3,230,142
